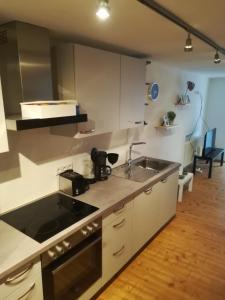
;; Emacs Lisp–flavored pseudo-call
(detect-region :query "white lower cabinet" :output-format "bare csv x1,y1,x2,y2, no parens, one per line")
133,171,179,254
0,260,43,300
102,202,133,286
132,183,160,254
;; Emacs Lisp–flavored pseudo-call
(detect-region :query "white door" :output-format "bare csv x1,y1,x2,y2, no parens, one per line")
120,55,145,129
75,44,120,134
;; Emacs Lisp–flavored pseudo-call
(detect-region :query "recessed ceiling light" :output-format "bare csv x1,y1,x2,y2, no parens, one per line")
96,0,110,20
184,33,193,52
214,50,221,64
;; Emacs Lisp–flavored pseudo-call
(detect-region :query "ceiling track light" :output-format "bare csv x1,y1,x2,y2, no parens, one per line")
214,50,221,64
137,0,225,56
184,32,193,52
96,0,110,20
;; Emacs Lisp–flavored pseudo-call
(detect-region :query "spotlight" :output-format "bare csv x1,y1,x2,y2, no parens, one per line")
184,33,193,52
214,50,221,64
96,0,110,20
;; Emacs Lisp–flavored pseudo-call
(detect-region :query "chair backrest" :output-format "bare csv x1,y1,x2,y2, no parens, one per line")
202,128,216,157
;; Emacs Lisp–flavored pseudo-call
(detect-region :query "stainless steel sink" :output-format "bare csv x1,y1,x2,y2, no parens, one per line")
112,157,172,182
135,157,171,172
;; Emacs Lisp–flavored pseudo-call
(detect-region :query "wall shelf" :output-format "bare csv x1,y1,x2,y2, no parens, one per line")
174,103,191,107
155,124,179,130
6,114,88,131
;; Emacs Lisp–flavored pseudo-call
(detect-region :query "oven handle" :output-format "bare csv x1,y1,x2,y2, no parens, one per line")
52,236,102,275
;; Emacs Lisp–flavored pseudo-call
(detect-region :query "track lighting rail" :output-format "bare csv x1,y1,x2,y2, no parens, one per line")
137,0,225,55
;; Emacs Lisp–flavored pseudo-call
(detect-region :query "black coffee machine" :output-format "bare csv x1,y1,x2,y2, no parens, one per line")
91,148,119,181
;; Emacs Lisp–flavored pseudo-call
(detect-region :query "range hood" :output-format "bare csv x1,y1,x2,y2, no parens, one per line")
0,21,87,130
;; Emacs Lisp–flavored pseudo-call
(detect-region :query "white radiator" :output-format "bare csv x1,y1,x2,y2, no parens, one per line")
183,139,202,167
183,141,194,167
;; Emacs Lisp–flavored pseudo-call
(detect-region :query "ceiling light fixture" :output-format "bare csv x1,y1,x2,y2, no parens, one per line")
137,0,225,57
184,33,193,52
214,50,221,64
96,0,110,20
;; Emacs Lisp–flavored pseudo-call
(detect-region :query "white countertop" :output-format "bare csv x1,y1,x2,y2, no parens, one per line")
0,160,180,282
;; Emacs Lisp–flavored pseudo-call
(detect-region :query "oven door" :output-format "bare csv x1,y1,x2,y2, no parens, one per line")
42,234,102,300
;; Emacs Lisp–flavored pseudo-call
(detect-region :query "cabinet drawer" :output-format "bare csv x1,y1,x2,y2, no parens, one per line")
102,212,132,285
1,260,43,300
103,200,132,227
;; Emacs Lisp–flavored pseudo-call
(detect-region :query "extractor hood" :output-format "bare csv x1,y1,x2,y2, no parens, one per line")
0,21,87,130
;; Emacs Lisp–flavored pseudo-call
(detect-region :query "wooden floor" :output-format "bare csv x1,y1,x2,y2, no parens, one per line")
97,163,225,300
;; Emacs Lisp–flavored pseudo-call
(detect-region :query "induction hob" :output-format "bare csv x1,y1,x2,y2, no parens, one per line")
0,192,98,243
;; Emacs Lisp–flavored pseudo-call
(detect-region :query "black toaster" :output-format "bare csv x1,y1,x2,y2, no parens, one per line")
59,169,89,196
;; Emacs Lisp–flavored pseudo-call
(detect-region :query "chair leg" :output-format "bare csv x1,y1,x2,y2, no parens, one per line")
220,152,224,166
193,156,197,175
208,159,213,178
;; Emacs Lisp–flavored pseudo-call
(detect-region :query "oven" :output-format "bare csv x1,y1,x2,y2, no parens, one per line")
42,218,102,300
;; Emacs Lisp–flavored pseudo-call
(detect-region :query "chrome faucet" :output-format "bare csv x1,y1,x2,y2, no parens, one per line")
127,142,146,167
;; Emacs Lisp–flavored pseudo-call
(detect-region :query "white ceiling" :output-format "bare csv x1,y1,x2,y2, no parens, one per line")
0,0,225,73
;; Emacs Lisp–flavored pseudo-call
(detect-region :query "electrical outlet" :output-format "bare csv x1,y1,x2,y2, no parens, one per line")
56,163,73,175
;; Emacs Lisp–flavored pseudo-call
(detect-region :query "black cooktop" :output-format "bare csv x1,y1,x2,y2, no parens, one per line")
0,193,98,243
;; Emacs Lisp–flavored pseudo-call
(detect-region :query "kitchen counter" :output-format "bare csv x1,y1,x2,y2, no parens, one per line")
0,159,180,282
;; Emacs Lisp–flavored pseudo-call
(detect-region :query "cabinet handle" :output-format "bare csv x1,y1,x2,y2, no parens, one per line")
5,263,33,285
144,187,152,195
113,204,125,215
79,129,95,134
134,121,142,124
17,282,35,300
113,245,125,257
161,178,168,183
113,218,126,229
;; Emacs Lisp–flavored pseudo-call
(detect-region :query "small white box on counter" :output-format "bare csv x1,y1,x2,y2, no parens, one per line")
20,100,78,119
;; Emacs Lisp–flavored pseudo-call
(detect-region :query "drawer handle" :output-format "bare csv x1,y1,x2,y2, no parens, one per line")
5,263,33,285
113,218,126,229
113,245,125,257
17,282,35,300
113,204,125,215
161,178,168,183
144,187,152,195
79,129,95,134
134,121,142,124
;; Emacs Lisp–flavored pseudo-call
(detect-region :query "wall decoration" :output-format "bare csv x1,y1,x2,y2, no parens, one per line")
147,82,159,101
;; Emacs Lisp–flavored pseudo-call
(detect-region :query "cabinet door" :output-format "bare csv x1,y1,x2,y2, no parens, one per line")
132,184,159,253
0,77,9,153
158,171,179,226
75,45,120,134
120,55,145,129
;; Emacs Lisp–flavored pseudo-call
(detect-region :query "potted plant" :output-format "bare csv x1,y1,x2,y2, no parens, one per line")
167,111,176,125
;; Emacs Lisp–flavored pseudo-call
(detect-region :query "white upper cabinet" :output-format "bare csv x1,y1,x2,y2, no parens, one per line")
54,44,146,136
120,55,146,129
74,45,120,134
0,77,9,153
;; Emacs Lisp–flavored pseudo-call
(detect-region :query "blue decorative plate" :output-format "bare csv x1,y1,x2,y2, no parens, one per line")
148,82,159,101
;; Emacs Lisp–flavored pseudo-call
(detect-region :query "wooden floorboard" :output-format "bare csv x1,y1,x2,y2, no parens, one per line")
97,164,225,300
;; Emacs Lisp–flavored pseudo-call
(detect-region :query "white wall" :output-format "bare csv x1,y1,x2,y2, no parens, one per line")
0,61,209,213
204,78,225,149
